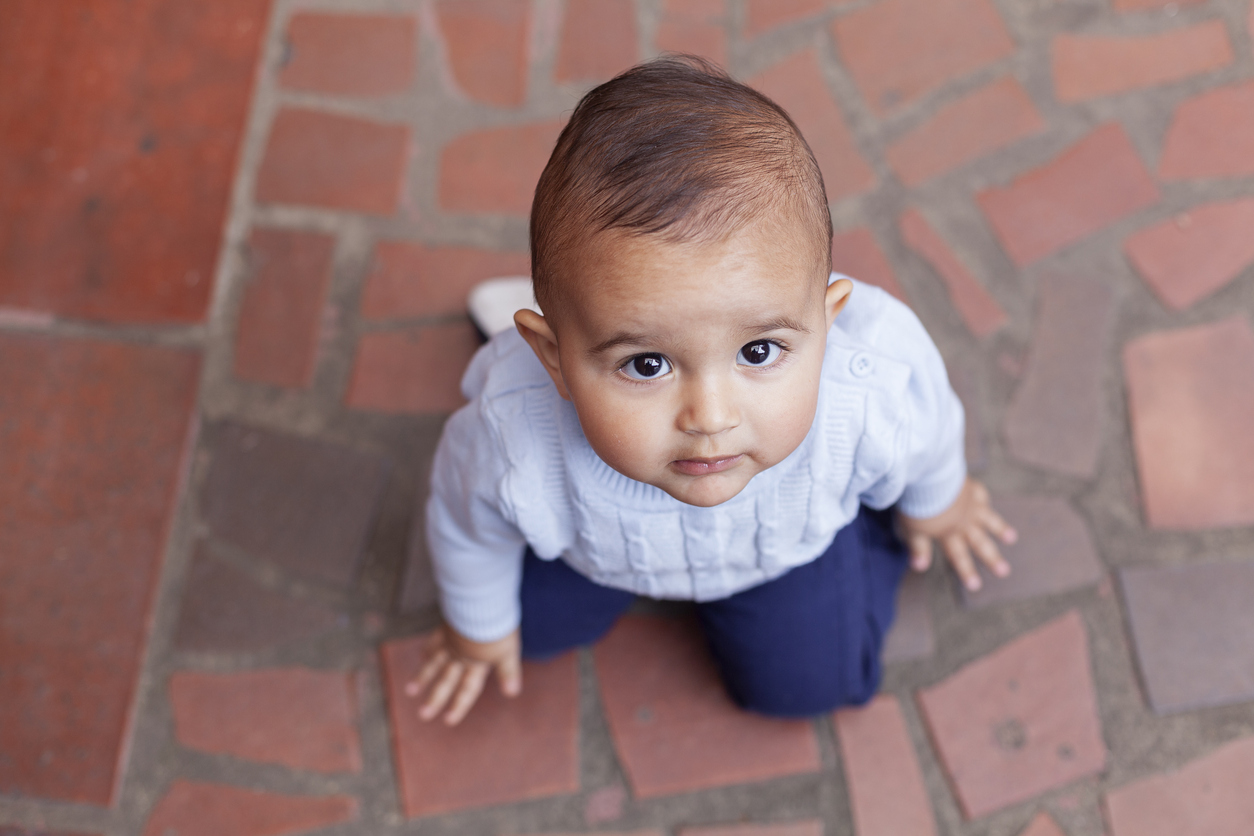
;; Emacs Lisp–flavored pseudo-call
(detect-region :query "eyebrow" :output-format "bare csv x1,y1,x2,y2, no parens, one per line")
587,316,811,356
746,316,812,335
589,332,655,355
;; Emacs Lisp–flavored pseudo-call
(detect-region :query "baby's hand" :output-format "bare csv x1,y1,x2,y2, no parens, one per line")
404,624,522,726
898,478,1016,592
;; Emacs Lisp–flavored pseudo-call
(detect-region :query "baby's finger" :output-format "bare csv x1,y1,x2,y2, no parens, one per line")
907,531,933,572
419,660,464,721
496,650,523,698
944,534,982,591
405,647,450,698
968,526,1010,579
977,505,1018,545
443,662,489,726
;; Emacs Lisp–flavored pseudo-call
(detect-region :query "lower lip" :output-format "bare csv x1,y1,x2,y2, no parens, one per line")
671,455,742,476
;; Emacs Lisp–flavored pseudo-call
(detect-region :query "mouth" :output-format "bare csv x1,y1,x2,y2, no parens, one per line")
671,454,743,476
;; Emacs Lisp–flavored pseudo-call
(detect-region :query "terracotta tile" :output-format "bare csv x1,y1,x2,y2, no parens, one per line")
200,421,389,587
1019,811,1067,836
1002,272,1116,477
978,124,1159,266
170,668,361,773
439,120,565,215
882,571,935,663
255,108,409,214
832,228,908,304
900,209,1007,338
1113,0,1203,8
917,611,1106,819
961,496,1104,608
0,334,199,804
555,0,638,84
832,0,1014,114
279,12,416,96
1123,315,1254,529
834,695,938,836
1120,557,1254,713
173,543,340,653
141,781,357,836
1125,199,1254,310
1105,735,1254,835
746,0,835,37
1159,81,1254,180
1052,21,1232,102
681,823,823,836
886,77,1045,186
346,323,481,414
437,0,529,107
0,0,267,324
360,242,530,320
594,616,821,798
233,228,334,388
657,0,727,69
749,50,876,202
380,635,580,817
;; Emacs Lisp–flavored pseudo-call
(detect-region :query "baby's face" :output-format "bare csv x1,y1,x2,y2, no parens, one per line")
521,218,850,507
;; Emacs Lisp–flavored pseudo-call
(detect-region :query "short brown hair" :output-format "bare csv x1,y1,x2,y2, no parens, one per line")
530,56,832,319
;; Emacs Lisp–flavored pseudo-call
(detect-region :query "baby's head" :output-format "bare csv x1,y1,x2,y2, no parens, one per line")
516,56,854,507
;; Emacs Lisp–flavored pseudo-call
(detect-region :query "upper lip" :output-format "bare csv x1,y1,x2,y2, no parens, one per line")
675,454,739,463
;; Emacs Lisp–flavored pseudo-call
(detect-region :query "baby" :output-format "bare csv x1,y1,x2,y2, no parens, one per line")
408,57,1015,725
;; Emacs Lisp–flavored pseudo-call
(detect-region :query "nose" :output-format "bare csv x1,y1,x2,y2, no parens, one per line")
676,374,740,436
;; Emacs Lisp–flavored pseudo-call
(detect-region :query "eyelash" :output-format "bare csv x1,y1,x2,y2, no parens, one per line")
615,340,791,383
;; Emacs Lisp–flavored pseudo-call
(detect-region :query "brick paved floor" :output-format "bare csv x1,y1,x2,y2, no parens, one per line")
4,0,1254,834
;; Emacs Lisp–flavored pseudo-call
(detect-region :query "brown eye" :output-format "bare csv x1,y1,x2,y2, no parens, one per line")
622,353,671,380
738,340,781,366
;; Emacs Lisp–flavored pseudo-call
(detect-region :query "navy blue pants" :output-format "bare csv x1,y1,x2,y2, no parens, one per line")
519,505,908,717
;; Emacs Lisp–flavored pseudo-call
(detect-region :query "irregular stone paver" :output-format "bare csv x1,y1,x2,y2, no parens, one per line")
917,611,1106,819
233,228,334,389
0,334,199,804
978,124,1159,266
346,323,481,414
1002,272,1116,477
1105,735,1254,836
1120,557,1254,714
750,50,875,202
140,781,357,836
900,209,1007,338
1051,21,1232,102
886,77,1045,186
746,0,832,37
255,109,409,214
169,668,361,773
438,120,565,215
0,0,266,325
831,0,1014,114
555,0,638,84
360,242,530,320
681,823,822,836
594,616,821,798
1159,81,1254,179
173,544,340,653
961,496,1103,608
437,0,530,108
279,12,416,97
657,0,727,69
832,228,908,304
1123,315,1254,530
379,635,580,817
883,571,935,663
1019,811,1066,836
834,695,938,836
1124,199,1254,311
200,421,389,587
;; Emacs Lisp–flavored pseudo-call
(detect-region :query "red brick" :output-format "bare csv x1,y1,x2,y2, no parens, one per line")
749,50,876,201
746,0,837,37
256,109,409,214
834,695,937,836
346,323,481,414
1019,812,1066,836
1052,21,1232,103
1159,81,1254,179
594,616,821,798
900,209,1007,338
380,635,580,817
1106,736,1254,835
1125,200,1254,310
886,77,1045,186
361,242,530,320
555,0,638,84
233,228,334,388
1123,315,1254,530
0,335,199,804
439,120,565,215
141,781,357,836
977,124,1159,266
832,0,1014,114
1113,0,1204,9
279,13,416,96
832,228,908,304
0,0,267,324
681,823,822,836
657,0,727,69
437,0,529,107
170,668,361,773
917,611,1106,819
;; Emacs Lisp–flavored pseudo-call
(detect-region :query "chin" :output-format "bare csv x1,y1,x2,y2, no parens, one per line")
664,477,750,508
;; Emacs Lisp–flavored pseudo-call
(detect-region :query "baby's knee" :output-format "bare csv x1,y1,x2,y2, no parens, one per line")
718,642,882,718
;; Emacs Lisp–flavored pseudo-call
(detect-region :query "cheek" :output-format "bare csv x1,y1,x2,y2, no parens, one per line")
750,370,822,456
570,386,669,477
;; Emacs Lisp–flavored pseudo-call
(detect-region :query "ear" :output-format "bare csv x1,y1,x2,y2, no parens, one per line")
824,278,854,329
514,309,572,401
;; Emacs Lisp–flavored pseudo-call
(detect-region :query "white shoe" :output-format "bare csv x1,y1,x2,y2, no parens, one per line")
467,276,540,338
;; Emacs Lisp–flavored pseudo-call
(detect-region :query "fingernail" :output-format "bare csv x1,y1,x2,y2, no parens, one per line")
404,682,419,697
1005,528,1018,544
966,577,981,591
